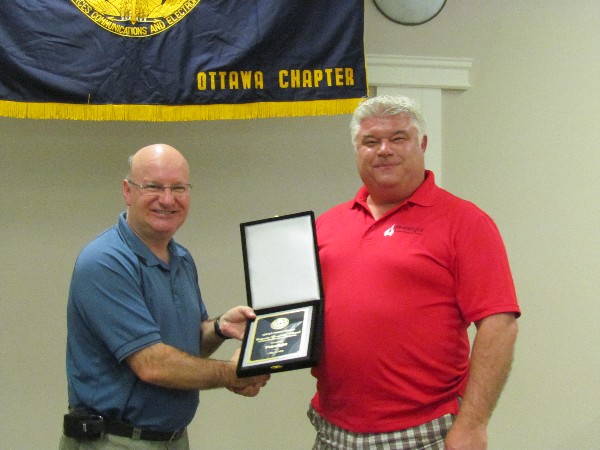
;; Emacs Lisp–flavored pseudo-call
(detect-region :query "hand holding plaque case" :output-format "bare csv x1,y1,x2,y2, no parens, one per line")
236,211,323,377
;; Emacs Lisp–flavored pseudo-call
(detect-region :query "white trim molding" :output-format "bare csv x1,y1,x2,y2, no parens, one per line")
366,54,472,89
365,54,473,186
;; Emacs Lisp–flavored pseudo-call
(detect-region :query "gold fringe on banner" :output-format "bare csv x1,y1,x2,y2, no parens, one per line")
0,98,364,122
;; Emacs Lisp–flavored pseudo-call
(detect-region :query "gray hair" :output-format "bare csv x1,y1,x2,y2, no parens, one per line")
350,95,427,147
126,155,134,178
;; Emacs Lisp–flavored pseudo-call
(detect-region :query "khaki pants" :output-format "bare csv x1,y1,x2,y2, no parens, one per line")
59,429,190,450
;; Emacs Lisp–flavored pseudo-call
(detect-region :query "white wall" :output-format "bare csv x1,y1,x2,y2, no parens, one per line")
363,1,600,448
1,1,599,448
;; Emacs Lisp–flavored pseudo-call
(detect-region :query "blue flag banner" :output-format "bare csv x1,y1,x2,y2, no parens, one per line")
0,0,367,121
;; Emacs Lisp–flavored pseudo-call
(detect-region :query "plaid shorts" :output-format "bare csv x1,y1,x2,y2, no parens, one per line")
308,406,454,450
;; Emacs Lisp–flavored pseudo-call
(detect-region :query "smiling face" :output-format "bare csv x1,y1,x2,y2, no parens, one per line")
123,144,190,251
355,113,427,205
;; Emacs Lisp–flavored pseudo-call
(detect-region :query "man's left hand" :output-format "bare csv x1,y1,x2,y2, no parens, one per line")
218,306,257,340
444,420,488,450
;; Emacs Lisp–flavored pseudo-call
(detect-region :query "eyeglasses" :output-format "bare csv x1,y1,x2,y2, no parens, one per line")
127,179,192,196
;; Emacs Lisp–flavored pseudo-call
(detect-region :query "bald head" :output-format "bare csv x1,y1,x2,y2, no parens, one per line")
123,144,191,253
128,144,189,181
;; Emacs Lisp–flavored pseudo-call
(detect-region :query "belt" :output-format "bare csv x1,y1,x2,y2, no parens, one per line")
105,420,185,442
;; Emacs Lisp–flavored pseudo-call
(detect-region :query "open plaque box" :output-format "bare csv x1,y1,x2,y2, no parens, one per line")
236,211,324,377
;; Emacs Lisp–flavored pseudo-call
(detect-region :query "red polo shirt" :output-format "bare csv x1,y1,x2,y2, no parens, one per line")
311,171,520,433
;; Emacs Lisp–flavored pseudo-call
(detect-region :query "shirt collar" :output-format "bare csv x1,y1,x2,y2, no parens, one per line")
117,212,183,267
352,170,437,211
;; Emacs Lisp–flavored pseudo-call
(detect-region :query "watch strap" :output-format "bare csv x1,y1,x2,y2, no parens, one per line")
213,316,231,340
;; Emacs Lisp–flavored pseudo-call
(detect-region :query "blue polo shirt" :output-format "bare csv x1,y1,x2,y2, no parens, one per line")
66,212,208,431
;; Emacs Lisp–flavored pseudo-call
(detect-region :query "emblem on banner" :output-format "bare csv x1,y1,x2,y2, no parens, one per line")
71,0,201,37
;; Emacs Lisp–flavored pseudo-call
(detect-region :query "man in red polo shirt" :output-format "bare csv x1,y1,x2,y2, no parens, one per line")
308,95,520,449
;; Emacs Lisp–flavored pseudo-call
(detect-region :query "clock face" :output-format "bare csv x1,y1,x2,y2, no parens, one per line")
373,0,447,26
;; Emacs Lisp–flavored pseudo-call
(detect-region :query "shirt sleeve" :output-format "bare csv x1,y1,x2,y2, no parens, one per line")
453,207,521,323
70,243,162,362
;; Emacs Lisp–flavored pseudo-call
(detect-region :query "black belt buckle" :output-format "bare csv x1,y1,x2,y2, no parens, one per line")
63,410,106,440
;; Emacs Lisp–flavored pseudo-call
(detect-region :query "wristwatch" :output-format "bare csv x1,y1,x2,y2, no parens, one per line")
213,316,231,340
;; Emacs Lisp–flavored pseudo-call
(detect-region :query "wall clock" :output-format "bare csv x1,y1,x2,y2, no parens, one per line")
373,0,447,26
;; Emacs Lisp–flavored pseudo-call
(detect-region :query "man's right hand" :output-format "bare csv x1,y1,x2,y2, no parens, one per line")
227,374,270,397
227,347,270,397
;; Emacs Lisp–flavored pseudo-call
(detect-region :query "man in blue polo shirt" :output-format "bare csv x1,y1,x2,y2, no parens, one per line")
60,143,269,449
